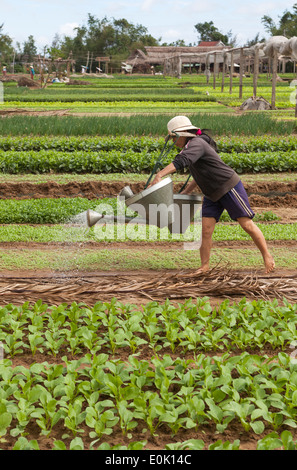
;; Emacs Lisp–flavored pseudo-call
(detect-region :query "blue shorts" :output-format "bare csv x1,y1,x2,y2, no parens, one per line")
202,181,255,222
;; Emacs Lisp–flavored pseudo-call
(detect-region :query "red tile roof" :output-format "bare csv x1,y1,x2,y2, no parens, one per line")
198,41,224,47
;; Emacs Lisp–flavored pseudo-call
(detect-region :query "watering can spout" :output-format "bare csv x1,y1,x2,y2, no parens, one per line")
86,209,104,227
119,186,134,199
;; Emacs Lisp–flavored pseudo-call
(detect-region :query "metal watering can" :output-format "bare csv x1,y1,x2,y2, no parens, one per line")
87,177,202,234
86,134,202,234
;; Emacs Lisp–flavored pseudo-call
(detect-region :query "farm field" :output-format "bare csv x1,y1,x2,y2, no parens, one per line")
0,73,297,452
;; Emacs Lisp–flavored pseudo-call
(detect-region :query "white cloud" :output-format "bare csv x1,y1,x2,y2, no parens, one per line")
177,0,220,13
106,2,131,13
162,29,183,40
236,1,296,16
59,23,79,37
35,35,51,49
141,0,159,11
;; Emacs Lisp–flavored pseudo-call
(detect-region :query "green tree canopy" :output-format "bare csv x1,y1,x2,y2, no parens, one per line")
244,32,265,47
22,35,37,60
194,21,230,44
262,3,297,37
56,14,160,70
0,24,14,64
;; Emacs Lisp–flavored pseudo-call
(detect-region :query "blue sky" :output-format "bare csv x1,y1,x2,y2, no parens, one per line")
1,0,296,51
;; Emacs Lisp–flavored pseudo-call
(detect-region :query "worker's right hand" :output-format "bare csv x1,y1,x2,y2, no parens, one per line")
147,174,162,188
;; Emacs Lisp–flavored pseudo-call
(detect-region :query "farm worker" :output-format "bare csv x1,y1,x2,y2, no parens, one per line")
2,66,6,76
30,66,35,80
149,116,275,274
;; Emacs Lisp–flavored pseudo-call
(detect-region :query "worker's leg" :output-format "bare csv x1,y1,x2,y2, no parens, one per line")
218,181,275,273
237,217,275,273
196,197,223,274
196,216,217,273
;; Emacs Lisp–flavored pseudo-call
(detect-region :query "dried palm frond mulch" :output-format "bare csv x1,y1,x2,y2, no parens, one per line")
0,266,296,305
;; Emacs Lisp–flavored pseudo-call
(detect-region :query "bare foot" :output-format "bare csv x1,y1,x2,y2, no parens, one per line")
264,254,275,274
191,266,210,276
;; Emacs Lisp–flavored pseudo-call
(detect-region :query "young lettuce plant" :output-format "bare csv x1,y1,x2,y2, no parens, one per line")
85,400,119,442
133,391,165,437
31,387,66,437
116,399,138,437
0,402,12,441
62,397,86,437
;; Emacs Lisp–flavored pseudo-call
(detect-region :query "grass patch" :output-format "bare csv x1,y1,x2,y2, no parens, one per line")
0,171,296,185
0,221,295,243
0,245,294,271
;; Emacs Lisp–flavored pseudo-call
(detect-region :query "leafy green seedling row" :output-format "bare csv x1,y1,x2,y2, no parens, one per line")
1,135,297,153
0,197,104,224
0,148,296,174
1,297,297,358
0,197,285,230
1,343,297,445
8,430,297,450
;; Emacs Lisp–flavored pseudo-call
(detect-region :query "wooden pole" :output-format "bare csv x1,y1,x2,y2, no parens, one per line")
206,54,210,84
90,52,93,73
295,67,297,119
229,50,234,94
239,48,244,99
253,48,259,98
177,56,182,79
295,81,297,118
271,50,278,110
213,53,216,89
86,51,90,72
221,53,226,92
67,52,72,78
39,54,43,86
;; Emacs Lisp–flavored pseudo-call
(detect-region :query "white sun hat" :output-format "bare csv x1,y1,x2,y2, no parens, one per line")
167,115,198,138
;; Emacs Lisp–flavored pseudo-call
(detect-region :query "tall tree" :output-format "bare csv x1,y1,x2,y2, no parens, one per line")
195,21,230,44
244,33,265,47
262,3,297,37
57,14,160,71
22,35,37,60
0,24,14,63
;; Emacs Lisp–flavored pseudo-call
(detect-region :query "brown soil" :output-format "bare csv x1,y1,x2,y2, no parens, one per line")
0,179,296,201
0,109,69,116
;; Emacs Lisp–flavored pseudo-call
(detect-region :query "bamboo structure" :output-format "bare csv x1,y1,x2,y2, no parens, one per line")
32,54,76,82
125,36,297,115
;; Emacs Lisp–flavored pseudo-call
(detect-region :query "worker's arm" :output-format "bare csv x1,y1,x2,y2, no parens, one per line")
180,179,198,194
148,163,176,186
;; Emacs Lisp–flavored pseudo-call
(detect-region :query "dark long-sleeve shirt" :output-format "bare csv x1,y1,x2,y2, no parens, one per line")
173,136,240,202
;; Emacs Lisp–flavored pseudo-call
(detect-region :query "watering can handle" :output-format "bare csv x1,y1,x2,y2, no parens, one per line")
144,133,178,189
178,174,191,194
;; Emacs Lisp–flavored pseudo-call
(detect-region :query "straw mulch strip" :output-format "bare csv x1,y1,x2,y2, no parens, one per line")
0,267,296,304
